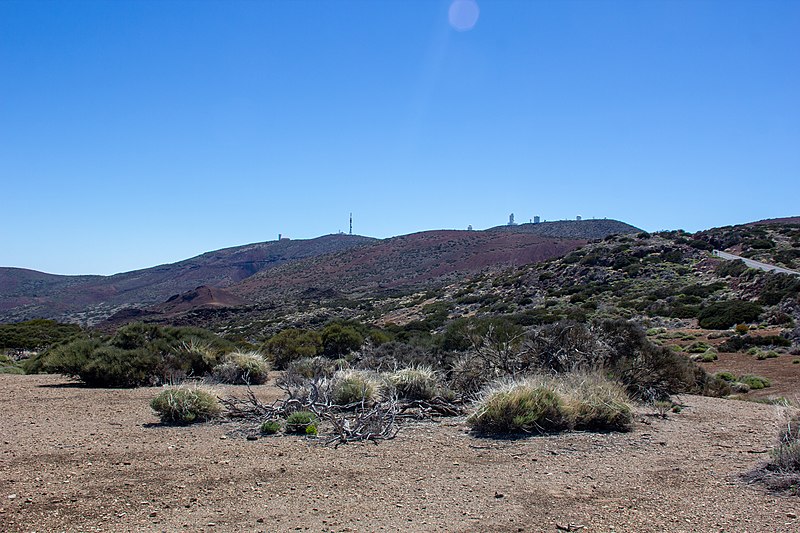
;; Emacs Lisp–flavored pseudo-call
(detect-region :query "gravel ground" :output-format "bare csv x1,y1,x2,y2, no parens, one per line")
1,374,798,532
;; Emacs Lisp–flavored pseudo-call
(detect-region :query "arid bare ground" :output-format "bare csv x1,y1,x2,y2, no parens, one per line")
1,374,798,532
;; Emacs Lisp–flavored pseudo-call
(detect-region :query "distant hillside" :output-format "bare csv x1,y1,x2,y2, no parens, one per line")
0,220,643,326
488,219,641,239
230,229,589,303
749,216,800,226
0,234,375,323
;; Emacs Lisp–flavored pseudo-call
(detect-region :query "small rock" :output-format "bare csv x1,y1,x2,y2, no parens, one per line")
494,492,504,499
246,435,258,441
149,511,157,517
788,512,797,519
219,436,228,440
7,494,16,500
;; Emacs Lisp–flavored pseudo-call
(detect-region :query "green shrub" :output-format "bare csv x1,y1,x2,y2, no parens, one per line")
698,301,763,330
331,369,381,405
386,366,439,401
285,411,317,434
735,324,750,335
738,375,771,390
756,351,779,360
321,323,364,356
693,349,718,362
263,329,322,369
45,341,159,387
259,420,282,435
715,371,736,382
0,319,83,352
721,334,790,352
212,351,270,385
448,354,490,396
686,341,711,353
37,323,232,387
758,273,800,305
715,259,748,278
150,385,221,424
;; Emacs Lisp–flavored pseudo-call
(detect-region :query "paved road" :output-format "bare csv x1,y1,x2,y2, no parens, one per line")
712,250,800,276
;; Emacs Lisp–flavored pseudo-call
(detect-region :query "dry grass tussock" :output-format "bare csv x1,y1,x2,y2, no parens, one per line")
212,351,271,385
150,383,221,425
467,372,633,435
330,369,385,406
386,365,439,401
743,408,800,495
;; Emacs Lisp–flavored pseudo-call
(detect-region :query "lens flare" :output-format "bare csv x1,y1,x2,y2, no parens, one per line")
448,0,480,32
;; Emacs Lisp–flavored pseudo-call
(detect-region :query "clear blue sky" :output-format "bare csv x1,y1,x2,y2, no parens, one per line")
2,0,798,275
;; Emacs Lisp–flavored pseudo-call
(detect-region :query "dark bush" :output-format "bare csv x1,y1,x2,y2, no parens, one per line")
681,282,725,299
263,328,322,369
758,273,800,306
715,259,748,278
39,323,232,387
321,323,364,356
0,319,83,352
719,334,791,352
698,300,763,329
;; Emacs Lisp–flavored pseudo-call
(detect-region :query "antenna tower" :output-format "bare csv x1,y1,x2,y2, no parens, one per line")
349,213,353,235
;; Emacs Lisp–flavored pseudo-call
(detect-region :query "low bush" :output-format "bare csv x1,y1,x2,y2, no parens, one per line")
212,351,270,385
715,260,748,278
0,319,83,352
691,349,718,362
756,351,779,360
259,420,282,435
286,356,346,380
738,375,771,390
386,366,439,401
262,329,322,369
38,323,233,387
686,341,711,353
698,301,762,330
715,371,736,382
285,411,317,434
150,385,221,424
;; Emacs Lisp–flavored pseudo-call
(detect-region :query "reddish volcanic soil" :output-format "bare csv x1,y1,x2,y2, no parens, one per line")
1,374,798,532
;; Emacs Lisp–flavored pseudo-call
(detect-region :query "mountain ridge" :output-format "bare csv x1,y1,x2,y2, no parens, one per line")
0,219,641,324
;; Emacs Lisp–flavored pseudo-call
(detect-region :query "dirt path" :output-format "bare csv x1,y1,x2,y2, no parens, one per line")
1,374,798,532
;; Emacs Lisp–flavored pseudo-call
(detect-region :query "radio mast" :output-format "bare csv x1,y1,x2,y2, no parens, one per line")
349,213,353,235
